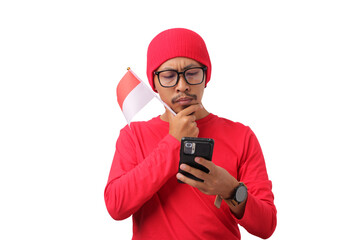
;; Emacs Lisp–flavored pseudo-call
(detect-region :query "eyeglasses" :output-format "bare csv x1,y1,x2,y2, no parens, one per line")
154,66,207,88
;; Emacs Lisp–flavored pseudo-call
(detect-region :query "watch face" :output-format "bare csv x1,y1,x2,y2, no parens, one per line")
235,185,247,203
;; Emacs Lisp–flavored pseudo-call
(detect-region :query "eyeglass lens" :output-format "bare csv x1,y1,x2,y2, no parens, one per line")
158,68,204,87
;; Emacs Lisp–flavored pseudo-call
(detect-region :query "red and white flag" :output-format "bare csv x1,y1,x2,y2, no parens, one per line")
117,68,174,124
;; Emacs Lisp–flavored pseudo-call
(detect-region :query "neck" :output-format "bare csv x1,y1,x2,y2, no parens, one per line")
160,107,210,122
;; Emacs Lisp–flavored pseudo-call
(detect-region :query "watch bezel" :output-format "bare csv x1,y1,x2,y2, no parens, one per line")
234,183,248,203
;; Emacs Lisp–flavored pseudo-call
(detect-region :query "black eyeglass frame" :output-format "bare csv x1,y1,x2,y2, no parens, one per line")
154,66,207,88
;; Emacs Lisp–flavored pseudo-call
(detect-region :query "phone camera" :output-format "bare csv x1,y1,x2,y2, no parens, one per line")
184,142,196,155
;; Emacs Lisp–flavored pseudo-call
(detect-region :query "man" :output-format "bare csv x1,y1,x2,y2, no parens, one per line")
104,28,277,239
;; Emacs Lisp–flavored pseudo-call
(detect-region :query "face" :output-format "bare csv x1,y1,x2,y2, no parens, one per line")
154,57,206,114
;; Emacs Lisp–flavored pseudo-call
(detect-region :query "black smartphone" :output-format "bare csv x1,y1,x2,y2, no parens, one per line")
178,137,214,183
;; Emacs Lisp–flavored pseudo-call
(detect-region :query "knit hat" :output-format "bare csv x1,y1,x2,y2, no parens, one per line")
147,28,212,92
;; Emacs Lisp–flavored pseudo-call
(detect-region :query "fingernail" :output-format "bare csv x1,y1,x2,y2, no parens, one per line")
195,157,200,162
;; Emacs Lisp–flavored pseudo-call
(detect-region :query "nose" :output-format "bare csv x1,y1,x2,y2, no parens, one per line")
175,74,190,92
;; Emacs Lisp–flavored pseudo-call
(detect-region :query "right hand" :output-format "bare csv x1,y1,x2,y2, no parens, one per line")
168,104,203,142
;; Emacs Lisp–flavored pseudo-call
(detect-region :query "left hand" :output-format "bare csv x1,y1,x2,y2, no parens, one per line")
176,157,239,199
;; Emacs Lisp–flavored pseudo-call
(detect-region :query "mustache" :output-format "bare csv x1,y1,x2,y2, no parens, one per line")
171,92,198,104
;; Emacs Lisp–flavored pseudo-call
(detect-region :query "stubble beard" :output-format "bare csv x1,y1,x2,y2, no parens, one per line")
171,92,198,111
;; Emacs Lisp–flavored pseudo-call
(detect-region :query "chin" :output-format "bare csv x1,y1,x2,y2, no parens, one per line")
181,105,191,110
170,106,186,114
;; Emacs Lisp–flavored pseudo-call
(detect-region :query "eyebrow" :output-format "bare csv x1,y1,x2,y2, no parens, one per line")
161,64,201,71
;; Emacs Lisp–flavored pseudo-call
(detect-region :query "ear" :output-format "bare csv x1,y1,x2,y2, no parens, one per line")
153,77,159,92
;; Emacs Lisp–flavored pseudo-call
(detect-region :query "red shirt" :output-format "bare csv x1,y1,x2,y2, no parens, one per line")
105,114,276,239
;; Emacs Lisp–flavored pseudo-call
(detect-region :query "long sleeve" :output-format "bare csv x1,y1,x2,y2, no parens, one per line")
104,126,180,220
236,129,277,239
104,115,276,239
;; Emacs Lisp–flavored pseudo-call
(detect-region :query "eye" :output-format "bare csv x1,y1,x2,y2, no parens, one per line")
161,71,177,79
185,68,201,78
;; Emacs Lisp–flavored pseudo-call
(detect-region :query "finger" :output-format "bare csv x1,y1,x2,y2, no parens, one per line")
176,172,203,188
195,157,214,171
180,164,208,181
184,114,196,123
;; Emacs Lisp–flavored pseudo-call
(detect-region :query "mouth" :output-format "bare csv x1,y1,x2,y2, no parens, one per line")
175,97,194,106
171,93,198,109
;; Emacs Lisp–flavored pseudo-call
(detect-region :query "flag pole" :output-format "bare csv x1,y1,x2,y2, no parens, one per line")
127,68,176,116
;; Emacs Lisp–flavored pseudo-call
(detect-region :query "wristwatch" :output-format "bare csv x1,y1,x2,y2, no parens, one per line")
230,182,248,206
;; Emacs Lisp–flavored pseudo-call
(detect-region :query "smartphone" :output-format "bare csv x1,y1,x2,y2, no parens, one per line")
178,137,214,183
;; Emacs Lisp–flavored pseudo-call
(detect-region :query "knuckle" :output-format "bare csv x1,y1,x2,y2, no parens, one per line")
186,166,193,174
183,116,190,122
181,118,189,125
196,170,205,179
202,189,208,195
193,181,200,189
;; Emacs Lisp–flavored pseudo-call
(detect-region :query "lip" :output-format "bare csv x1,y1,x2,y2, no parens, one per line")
176,97,193,105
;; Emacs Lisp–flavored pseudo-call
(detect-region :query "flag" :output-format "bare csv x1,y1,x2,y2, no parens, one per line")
117,68,175,124
117,68,155,124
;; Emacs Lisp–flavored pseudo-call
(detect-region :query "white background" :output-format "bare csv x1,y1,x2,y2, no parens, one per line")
1,0,359,239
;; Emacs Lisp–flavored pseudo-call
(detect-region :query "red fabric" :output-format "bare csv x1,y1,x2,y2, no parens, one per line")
104,114,277,239
116,70,140,110
146,28,212,92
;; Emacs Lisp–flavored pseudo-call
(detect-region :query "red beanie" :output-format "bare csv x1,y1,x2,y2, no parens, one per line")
147,28,212,92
